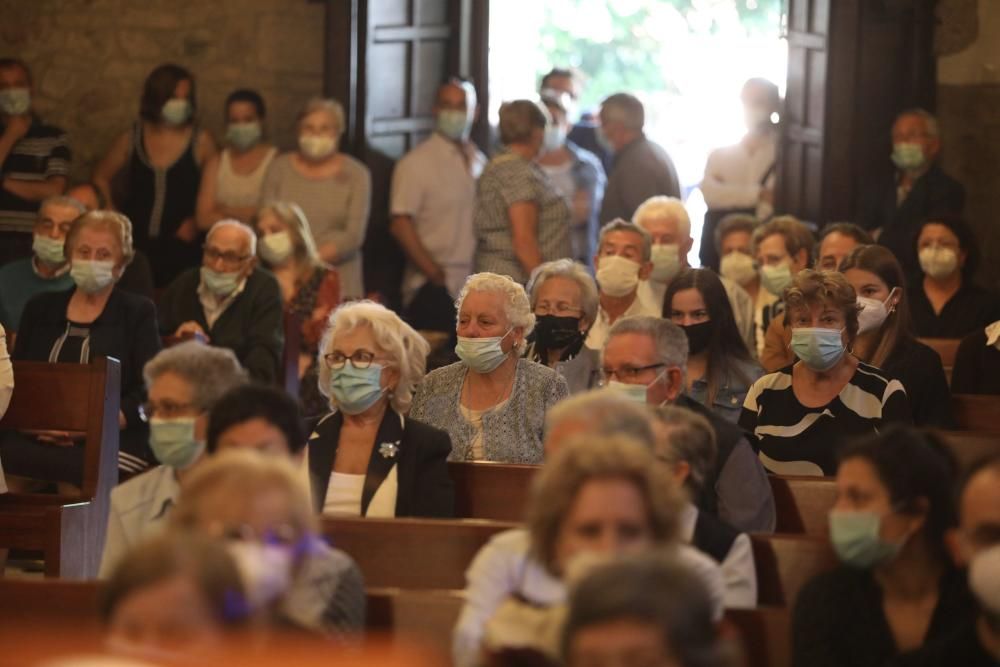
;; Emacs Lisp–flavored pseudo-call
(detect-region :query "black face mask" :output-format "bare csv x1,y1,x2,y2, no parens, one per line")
534,314,584,350
681,320,713,355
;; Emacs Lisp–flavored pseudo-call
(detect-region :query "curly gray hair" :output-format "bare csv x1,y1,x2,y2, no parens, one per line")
526,259,600,326
317,300,430,413
455,272,536,352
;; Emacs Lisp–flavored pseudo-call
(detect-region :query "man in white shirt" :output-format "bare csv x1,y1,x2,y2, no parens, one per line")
700,77,780,271
390,78,486,332
632,196,756,354
584,220,658,351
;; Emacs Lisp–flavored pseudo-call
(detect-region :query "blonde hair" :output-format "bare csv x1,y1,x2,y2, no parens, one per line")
527,435,682,575
298,97,345,135
257,201,326,283
170,449,317,540
65,209,135,267
317,300,430,413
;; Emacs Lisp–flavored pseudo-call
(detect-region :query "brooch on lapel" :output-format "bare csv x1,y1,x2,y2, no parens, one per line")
378,441,400,459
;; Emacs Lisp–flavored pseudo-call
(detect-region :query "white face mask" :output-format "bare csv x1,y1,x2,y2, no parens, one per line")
596,255,641,298
648,243,681,283
720,251,756,286
919,245,959,280
227,541,294,611
259,231,294,265
856,290,897,335
542,124,567,153
969,544,1000,628
299,134,338,161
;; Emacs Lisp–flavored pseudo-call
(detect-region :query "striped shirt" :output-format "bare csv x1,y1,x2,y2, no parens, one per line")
0,117,70,232
739,362,911,476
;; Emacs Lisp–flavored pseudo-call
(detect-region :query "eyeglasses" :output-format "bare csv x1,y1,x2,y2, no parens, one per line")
534,301,583,317
598,363,666,384
139,400,200,421
323,350,388,370
203,246,251,269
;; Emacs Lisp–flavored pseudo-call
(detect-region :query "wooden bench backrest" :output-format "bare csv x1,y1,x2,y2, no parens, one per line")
750,533,837,608
0,358,120,501
323,516,517,590
938,430,1000,470
448,461,538,522
768,475,836,536
951,394,1000,432
0,578,102,627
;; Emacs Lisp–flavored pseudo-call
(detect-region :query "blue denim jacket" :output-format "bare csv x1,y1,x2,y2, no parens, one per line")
686,358,764,424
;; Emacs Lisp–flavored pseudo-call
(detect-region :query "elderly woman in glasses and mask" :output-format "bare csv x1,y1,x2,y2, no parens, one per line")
306,300,454,518
411,272,570,464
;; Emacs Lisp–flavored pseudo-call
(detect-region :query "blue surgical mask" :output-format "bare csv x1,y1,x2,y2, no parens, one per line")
436,109,471,141
891,142,925,172
70,260,116,294
542,124,566,153
0,87,30,116
161,98,192,125
829,511,902,569
33,234,66,265
149,417,204,469
200,266,241,298
226,121,262,150
760,262,793,297
790,327,846,372
329,363,386,415
606,380,648,404
455,329,512,374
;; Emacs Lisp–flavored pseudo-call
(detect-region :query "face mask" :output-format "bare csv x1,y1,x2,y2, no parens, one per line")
200,266,241,298
456,329,512,374
299,134,338,160
226,121,262,150
0,87,30,116
596,255,641,298
760,262,793,297
70,260,116,294
648,243,681,283
919,245,959,280
227,540,294,611
534,315,583,350
161,98,192,126
259,231,293,265
33,234,66,265
542,124,566,153
681,321,713,356
436,109,471,141
149,417,204,469
829,511,903,569
856,291,897,335
891,142,926,172
791,327,846,372
720,251,757,286
969,544,1000,631
606,369,666,406
329,363,386,415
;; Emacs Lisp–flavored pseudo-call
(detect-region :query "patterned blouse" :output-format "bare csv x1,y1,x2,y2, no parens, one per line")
410,358,569,464
287,266,340,418
473,149,572,283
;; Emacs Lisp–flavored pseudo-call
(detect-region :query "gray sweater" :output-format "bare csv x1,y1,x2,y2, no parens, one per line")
410,358,569,464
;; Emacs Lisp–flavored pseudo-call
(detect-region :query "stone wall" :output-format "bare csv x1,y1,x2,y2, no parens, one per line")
937,0,1000,289
0,0,326,183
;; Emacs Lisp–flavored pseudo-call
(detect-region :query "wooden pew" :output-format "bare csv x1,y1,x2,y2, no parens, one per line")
323,516,517,590
448,461,537,522
367,587,464,655
726,606,791,667
951,394,1000,432
938,430,1000,469
768,475,836,536
750,533,837,608
0,358,120,578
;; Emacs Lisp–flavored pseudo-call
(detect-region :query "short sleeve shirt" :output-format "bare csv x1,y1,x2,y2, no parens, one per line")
0,116,71,232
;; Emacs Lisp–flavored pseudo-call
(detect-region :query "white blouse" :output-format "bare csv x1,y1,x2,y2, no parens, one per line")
321,467,398,518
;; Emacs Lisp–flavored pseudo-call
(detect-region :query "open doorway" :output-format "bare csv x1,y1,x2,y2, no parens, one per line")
489,0,787,265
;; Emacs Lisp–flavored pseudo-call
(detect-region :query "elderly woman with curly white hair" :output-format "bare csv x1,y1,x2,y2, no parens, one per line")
411,272,570,463
307,300,454,518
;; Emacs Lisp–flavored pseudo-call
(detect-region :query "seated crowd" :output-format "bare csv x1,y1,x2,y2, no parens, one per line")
1,53,1000,667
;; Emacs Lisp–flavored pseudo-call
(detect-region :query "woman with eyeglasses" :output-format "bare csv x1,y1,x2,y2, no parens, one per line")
308,300,454,518
411,272,570,464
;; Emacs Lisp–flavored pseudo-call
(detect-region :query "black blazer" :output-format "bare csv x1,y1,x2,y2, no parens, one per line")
14,287,161,429
865,163,965,281
307,409,455,518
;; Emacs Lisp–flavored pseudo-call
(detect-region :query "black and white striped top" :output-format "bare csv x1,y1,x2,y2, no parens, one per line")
739,362,911,476
0,117,70,232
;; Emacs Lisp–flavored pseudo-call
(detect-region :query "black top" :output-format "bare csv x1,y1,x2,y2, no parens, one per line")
866,163,966,281
157,267,284,384
909,283,1000,340
14,287,161,429
307,409,454,518
676,395,739,514
599,135,681,223
881,336,956,428
793,565,978,667
691,508,740,564
0,115,71,232
952,329,1000,395
740,362,912,476
892,620,999,667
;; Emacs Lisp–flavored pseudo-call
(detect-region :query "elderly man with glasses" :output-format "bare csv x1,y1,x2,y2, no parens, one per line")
158,219,283,382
